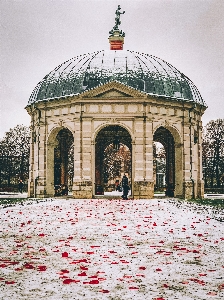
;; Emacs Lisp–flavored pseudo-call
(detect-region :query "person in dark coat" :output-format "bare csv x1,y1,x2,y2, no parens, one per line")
18,180,24,193
121,174,129,200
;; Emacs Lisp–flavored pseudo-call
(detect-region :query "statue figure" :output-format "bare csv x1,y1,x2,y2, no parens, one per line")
114,5,125,30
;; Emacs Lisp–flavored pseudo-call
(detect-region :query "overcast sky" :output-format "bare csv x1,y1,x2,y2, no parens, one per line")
0,0,224,138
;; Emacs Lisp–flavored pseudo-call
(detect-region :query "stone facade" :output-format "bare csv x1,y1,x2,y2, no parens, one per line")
26,81,206,199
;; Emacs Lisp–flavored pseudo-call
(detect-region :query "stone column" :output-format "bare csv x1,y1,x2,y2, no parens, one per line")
81,118,93,197
73,110,93,198
28,115,35,197
73,113,82,197
46,139,58,197
196,121,204,198
35,121,47,197
133,115,154,199
182,113,194,199
175,143,183,197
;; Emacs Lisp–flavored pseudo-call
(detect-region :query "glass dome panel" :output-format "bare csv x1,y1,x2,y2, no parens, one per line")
28,50,206,106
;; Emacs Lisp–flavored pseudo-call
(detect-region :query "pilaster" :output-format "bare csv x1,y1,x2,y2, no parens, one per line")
72,115,93,198
133,116,154,198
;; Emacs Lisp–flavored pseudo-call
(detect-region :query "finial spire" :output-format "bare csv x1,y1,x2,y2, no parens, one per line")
108,5,125,50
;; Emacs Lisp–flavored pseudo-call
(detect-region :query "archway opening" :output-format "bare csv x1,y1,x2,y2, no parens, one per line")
54,128,74,196
153,141,166,193
153,127,175,197
95,125,132,196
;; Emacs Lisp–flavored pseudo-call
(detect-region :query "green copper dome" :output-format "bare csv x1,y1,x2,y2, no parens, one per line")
28,50,205,106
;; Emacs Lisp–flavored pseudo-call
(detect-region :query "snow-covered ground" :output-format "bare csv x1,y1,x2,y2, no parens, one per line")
0,198,223,300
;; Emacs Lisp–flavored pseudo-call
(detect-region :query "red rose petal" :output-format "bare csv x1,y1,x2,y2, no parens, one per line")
99,289,110,293
78,272,87,276
83,280,99,284
63,279,74,284
5,281,16,284
89,280,99,284
23,263,35,269
60,269,69,273
37,265,47,271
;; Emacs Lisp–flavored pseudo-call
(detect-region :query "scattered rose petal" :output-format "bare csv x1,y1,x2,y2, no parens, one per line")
78,272,87,276
62,252,68,258
37,265,47,271
5,281,16,284
63,279,80,284
99,289,110,293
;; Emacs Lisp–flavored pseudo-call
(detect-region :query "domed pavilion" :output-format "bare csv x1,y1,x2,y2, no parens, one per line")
26,6,206,199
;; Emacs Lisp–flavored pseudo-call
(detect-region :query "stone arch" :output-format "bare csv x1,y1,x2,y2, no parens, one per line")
47,124,75,143
93,121,134,144
46,126,74,196
153,125,183,197
94,124,132,195
153,123,182,145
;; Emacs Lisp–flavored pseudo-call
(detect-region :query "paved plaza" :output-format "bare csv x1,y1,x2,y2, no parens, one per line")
0,198,223,299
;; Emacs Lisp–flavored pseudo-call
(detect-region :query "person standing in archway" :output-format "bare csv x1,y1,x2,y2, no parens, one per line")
18,180,24,194
121,174,129,200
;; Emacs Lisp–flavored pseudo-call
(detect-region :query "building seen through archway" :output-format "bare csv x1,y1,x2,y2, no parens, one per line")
26,6,206,199
153,141,166,192
95,125,132,195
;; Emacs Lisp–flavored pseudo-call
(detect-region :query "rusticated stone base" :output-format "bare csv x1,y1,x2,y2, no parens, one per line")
28,180,34,198
73,181,93,199
183,181,194,200
197,180,204,199
133,181,154,199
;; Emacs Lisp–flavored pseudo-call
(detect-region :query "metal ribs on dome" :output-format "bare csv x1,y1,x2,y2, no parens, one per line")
28,50,205,106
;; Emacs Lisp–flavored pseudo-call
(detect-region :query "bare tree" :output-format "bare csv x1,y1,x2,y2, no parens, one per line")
103,143,131,183
0,125,30,190
202,119,224,189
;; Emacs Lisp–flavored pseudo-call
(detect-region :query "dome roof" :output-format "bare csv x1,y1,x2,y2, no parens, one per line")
28,50,205,106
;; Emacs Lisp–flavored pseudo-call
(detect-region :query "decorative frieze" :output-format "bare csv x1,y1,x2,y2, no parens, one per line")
101,105,112,113
127,104,138,113
114,104,124,113
89,105,99,113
